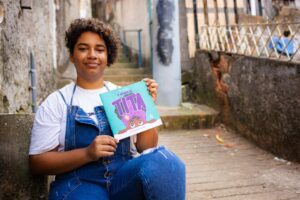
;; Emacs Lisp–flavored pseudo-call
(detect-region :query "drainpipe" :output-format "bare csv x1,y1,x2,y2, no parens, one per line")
30,52,37,113
148,0,154,70
137,29,143,68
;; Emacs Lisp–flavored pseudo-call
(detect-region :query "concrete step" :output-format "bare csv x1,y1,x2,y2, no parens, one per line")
157,102,219,130
104,74,152,83
111,62,137,68
104,67,150,75
117,57,130,63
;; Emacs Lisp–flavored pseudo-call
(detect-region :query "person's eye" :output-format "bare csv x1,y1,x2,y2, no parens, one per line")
78,48,87,51
96,48,105,52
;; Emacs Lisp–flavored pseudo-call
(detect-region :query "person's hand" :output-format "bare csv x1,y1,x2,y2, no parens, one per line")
143,78,158,101
86,135,118,161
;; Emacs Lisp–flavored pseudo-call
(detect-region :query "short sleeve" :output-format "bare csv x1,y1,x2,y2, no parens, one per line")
29,92,65,155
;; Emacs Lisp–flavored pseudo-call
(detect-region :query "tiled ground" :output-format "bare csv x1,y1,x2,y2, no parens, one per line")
159,128,300,200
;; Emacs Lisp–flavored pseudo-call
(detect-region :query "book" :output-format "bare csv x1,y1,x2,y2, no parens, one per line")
100,81,162,140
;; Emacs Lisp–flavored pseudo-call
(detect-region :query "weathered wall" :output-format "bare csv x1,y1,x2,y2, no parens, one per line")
191,50,300,162
56,0,89,74
179,0,192,71
110,0,191,70
0,0,56,113
114,0,151,67
0,114,47,200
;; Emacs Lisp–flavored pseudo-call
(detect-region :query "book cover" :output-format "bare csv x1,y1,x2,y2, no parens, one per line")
100,81,162,140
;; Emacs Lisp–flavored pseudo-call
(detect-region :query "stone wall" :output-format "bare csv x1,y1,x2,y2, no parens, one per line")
0,114,47,200
56,0,82,74
0,0,56,113
191,50,300,162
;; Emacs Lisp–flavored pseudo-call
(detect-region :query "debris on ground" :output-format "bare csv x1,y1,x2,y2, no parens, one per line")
215,134,224,144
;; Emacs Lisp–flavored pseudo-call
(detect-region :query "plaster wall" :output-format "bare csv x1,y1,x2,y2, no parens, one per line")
0,0,56,113
0,114,47,199
56,0,82,73
191,51,300,162
114,0,151,66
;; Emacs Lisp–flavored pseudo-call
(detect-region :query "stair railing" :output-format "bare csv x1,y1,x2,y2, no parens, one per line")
122,29,143,68
197,22,300,63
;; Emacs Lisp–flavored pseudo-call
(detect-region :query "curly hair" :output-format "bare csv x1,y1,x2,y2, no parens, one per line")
65,18,120,66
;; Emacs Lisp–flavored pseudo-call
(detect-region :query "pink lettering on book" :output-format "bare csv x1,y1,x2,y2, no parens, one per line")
112,93,147,131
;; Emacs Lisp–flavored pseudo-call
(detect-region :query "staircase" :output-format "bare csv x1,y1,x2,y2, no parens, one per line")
105,61,151,86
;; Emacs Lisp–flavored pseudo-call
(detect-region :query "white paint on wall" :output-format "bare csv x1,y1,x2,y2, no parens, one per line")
114,0,151,63
80,0,92,18
152,0,181,106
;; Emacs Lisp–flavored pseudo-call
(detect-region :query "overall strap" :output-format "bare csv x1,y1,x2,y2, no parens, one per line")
58,90,68,106
57,84,77,106
70,84,77,106
104,81,110,91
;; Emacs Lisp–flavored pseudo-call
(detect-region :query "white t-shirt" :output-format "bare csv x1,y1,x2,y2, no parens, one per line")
29,81,137,155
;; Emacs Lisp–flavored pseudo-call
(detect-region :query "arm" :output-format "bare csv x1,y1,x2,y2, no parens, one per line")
135,78,159,152
136,127,158,153
29,135,118,175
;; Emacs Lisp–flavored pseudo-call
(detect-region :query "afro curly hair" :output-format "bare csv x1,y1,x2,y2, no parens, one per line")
65,18,120,66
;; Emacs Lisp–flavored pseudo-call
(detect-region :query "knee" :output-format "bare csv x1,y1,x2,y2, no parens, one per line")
137,147,186,199
139,146,185,178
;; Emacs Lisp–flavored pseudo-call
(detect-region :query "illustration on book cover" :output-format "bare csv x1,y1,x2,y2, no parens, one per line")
100,81,162,140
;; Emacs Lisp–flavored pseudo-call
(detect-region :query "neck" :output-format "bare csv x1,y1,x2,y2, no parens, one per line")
76,78,105,89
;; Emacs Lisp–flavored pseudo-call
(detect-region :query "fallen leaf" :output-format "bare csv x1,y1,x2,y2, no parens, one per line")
215,134,224,144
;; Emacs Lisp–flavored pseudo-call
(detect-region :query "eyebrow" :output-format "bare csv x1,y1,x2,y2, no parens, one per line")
77,43,106,48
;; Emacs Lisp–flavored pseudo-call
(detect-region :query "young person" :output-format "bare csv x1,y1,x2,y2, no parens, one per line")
29,18,185,200
269,30,297,56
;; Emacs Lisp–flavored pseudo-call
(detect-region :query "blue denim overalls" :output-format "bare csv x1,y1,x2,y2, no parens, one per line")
49,84,132,199
49,84,186,200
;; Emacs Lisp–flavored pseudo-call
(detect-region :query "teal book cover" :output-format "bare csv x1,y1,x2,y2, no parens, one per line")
100,81,162,140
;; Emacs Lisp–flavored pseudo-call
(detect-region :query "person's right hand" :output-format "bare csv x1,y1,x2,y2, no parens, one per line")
86,135,119,161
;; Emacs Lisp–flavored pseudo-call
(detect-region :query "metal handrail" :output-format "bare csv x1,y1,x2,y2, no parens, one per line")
123,29,143,67
198,22,300,62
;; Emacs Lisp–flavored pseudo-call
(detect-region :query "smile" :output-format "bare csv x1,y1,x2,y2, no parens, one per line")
85,63,99,67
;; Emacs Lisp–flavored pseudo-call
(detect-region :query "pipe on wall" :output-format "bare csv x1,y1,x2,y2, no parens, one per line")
30,52,37,113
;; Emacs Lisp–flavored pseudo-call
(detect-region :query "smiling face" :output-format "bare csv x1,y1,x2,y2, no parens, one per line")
70,31,108,88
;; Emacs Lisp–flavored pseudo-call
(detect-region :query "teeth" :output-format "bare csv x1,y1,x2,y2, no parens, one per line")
86,64,98,67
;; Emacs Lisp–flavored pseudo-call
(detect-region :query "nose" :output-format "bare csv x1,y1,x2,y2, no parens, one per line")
87,49,97,59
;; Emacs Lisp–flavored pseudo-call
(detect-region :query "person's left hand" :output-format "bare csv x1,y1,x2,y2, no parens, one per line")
143,78,158,101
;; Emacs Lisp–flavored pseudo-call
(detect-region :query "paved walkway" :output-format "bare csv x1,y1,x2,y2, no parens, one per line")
158,127,300,200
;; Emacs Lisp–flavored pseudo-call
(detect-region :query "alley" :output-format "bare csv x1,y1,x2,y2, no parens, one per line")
159,128,300,200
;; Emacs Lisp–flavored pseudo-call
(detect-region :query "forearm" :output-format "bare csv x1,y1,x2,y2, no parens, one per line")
136,127,158,153
29,147,92,175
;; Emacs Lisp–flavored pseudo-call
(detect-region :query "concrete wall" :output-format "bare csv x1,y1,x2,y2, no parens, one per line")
191,51,300,162
111,0,191,71
0,0,56,113
56,0,89,73
0,1,91,199
114,0,151,67
0,114,48,199
179,0,192,71
0,0,90,113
